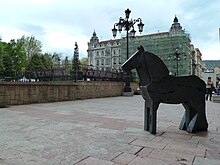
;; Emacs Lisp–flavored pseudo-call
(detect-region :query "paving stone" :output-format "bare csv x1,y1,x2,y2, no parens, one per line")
164,144,206,157
161,137,198,147
205,148,220,160
0,96,219,164
151,136,164,142
128,156,174,165
148,149,194,165
75,156,114,165
131,139,167,149
193,157,220,165
136,147,154,157
197,138,220,160
85,148,122,161
112,163,124,165
161,132,192,140
112,153,136,164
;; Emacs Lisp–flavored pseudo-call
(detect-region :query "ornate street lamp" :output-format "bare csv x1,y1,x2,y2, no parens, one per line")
191,50,197,75
112,8,144,95
168,48,187,76
174,48,180,76
73,42,79,83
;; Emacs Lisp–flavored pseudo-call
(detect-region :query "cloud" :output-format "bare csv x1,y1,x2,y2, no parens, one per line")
0,0,219,60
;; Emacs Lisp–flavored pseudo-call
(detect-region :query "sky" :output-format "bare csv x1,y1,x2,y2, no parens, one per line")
0,0,219,60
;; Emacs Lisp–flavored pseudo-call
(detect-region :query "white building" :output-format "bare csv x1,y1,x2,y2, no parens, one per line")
87,31,121,71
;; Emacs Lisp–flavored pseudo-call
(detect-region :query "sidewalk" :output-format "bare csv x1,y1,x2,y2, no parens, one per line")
0,95,219,165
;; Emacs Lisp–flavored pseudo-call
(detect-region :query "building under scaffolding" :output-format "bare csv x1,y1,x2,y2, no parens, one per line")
87,16,202,78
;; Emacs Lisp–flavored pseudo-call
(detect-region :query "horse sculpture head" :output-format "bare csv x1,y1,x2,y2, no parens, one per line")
121,46,170,86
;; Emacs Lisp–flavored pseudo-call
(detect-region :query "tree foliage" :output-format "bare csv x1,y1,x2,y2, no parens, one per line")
19,35,42,58
80,58,88,65
0,35,86,81
2,54,14,78
26,54,45,72
0,35,44,80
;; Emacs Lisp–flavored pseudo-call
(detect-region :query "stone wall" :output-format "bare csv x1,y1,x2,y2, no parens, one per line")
0,81,138,106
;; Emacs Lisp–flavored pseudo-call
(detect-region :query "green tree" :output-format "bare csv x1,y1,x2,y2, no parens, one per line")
0,41,17,79
26,53,45,79
0,35,43,79
19,35,42,58
8,39,26,79
0,41,7,78
51,52,62,68
63,56,70,68
2,54,14,80
80,57,88,66
40,53,53,69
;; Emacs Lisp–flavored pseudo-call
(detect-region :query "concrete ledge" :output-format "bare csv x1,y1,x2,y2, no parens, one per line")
212,95,220,103
0,81,138,105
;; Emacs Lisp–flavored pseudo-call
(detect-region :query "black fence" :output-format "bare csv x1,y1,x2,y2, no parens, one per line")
25,68,133,82
31,68,69,81
84,69,124,81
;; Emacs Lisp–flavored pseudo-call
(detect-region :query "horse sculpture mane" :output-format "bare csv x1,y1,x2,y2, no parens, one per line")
139,46,169,82
121,46,208,134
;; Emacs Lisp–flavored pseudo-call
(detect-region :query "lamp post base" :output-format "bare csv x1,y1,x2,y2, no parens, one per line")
122,91,133,96
122,73,133,96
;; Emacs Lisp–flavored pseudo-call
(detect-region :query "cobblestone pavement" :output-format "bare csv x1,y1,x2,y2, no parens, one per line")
0,95,220,165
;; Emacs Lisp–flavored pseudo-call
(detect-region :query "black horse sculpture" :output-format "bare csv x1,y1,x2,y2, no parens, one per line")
121,46,208,134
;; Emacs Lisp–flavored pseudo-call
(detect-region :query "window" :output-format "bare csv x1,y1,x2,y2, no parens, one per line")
89,52,93,58
113,58,116,64
101,59,104,65
96,59,99,66
106,58,110,65
105,48,110,56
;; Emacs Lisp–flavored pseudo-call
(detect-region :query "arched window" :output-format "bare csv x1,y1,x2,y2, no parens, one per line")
101,59,104,65
96,59,99,66
113,49,116,55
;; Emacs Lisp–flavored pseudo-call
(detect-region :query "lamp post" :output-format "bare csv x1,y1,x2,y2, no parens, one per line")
73,42,79,83
191,50,197,75
174,48,180,76
112,8,144,95
168,48,187,76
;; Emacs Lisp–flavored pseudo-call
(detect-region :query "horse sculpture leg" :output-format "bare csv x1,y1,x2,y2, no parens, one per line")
188,99,208,132
144,100,151,131
144,100,159,134
180,98,208,133
179,102,197,131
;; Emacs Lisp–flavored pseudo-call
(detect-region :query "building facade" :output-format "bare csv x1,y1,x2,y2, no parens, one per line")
87,31,121,71
87,16,202,77
194,48,203,77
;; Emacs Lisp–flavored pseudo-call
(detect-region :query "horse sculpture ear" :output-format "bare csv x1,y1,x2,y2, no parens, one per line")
138,45,145,52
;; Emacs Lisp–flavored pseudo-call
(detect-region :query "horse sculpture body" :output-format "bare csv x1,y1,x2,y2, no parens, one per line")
121,46,208,134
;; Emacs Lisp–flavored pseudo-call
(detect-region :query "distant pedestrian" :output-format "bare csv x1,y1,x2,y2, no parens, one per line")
216,79,220,95
206,77,214,101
